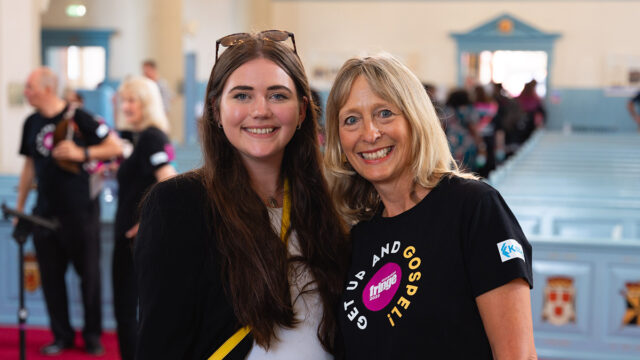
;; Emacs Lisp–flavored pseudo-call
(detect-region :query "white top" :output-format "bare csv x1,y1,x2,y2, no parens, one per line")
244,207,332,360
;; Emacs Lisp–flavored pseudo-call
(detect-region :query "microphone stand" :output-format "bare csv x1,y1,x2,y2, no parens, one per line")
1,203,58,360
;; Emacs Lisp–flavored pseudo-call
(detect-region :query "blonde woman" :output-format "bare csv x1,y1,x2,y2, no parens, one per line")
113,76,176,360
324,54,536,359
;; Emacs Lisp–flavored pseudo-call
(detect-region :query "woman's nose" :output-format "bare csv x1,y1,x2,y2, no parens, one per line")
251,97,272,118
363,119,382,143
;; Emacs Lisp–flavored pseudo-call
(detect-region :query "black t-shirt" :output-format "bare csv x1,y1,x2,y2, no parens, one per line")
115,126,173,235
338,176,533,359
632,91,640,105
19,105,109,216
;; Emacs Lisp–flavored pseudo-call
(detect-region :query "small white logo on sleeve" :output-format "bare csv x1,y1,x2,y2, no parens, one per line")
150,151,169,166
497,239,525,263
95,124,109,138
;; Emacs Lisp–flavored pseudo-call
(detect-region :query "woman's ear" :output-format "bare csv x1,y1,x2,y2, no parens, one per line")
210,96,222,127
298,96,309,126
210,95,217,113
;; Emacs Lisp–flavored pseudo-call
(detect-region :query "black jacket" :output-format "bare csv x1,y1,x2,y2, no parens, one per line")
134,174,252,359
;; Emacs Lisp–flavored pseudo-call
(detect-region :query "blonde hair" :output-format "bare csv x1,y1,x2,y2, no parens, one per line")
117,76,169,133
324,53,476,223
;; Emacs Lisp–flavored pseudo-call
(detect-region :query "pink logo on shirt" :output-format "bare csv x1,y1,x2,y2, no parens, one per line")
164,143,175,161
43,132,54,150
362,262,401,311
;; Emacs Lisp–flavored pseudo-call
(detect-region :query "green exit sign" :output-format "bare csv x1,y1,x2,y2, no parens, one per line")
66,4,86,18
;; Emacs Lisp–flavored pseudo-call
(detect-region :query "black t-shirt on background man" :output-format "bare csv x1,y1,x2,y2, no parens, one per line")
115,126,173,236
338,176,533,359
19,105,109,217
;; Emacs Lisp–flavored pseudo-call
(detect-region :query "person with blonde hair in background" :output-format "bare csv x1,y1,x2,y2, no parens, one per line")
324,54,536,359
112,76,176,360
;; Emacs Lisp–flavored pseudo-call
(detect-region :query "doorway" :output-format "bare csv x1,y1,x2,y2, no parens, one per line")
41,29,114,88
45,45,106,90
451,14,559,98
462,50,548,97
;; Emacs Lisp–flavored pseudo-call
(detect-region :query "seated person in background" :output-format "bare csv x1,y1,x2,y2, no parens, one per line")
473,85,502,177
310,88,327,150
422,82,445,117
627,91,640,129
493,82,527,157
516,80,545,141
443,88,484,172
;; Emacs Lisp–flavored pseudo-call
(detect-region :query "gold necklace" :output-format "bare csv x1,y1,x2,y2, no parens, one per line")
265,186,284,208
266,196,279,208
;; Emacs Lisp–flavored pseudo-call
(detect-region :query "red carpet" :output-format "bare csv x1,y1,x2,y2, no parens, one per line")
0,326,120,359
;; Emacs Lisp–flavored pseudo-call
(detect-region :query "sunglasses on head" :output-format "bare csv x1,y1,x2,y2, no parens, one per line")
215,30,297,63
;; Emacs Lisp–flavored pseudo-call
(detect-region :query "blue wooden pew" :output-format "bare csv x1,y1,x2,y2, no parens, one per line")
489,130,640,360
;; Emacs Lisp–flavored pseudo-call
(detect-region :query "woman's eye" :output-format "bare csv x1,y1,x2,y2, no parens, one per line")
379,109,394,118
344,116,358,126
270,93,288,101
233,93,249,101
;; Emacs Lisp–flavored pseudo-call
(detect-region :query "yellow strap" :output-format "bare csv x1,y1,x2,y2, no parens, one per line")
208,179,291,360
208,326,251,360
280,178,291,244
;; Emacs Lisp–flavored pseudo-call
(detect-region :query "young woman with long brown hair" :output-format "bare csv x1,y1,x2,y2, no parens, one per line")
134,31,349,360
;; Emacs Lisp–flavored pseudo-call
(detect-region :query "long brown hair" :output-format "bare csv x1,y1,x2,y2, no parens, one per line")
199,34,349,352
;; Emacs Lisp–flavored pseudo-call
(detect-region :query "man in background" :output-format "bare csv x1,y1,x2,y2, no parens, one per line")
142,59,172,114
16,67,122,356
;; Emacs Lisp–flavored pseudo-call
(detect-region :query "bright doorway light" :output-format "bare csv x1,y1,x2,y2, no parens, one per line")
46,46,106,90
491,51,547,97
464,50,548,97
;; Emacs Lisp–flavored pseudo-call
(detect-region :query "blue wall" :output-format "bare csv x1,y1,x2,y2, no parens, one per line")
78,86,117,129
546,88,637,132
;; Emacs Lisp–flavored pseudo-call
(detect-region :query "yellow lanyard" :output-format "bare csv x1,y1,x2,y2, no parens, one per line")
208,326,250,360
209,178,291,360
280,178,291,243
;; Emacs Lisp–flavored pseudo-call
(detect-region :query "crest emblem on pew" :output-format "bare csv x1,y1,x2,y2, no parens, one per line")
622,282,640,326
542,276,576,326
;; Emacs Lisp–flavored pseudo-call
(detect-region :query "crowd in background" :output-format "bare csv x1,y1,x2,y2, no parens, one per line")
60,64,548,182
426,80,546,178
